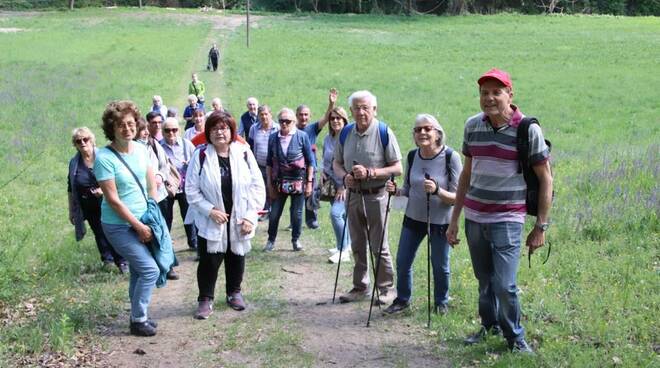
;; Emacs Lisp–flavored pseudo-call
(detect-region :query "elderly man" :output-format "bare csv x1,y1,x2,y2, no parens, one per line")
160,117,198,252
247,105,280,221
239,97,259,141
295,93,334,229
447,68,553,354
333,90,402,305
183,95,201,130
205,97,225,118
151,95,168,121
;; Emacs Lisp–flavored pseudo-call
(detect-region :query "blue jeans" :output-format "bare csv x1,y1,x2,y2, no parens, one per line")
102,223,159,323
465,219,525,342
330,198,351,251
267,192,305,243
395,218,451,306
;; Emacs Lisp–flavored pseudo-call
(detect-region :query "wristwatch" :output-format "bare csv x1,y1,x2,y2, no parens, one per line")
535,222,550,232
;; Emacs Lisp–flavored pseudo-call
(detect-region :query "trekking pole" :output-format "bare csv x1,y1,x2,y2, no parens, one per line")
353,161,381,307
425,173,432,328
332,186,352,304
366,175,395,328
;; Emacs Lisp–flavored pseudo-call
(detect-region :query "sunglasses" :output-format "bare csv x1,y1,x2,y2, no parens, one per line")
278,119,294,125
413,126,435,134
329,115,344,121
163,128,179,133
74,137,90,145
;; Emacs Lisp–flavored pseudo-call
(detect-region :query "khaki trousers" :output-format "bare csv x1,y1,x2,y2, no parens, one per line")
347,189,394,291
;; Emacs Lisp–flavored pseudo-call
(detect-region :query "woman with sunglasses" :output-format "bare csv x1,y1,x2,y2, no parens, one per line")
383,114,463,315
320,90,352,264
264,108,315,252
68,127,127,272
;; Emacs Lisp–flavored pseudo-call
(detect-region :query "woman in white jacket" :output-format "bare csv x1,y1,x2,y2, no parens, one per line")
185,111,265,319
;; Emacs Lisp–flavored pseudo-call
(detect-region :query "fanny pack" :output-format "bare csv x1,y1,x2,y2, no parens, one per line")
278,177,303,195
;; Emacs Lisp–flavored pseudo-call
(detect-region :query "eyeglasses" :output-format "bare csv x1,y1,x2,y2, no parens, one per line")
278,119,294,125
329,115,344,121
74,137,90,145
163,128,179,134
413,126,435,134
211,125,230,132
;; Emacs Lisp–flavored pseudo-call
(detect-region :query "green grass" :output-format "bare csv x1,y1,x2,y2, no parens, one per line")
0,8,658,367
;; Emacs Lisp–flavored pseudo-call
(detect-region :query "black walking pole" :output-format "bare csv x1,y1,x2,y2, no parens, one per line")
425,173,432,328
366,175,395,327
353,161,381,307
332,186,352,304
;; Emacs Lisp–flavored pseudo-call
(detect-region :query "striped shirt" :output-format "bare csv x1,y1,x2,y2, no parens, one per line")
462,106,549,224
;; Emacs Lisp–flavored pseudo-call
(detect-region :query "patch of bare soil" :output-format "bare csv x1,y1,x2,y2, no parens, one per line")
278,249,449,367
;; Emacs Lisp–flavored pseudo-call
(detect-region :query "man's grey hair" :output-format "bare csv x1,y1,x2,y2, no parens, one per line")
247,97,258,105
152,95,162,103
211,97,222,106
187,94,198,103
278,107,297,122
164,117,180,128
348,90,377,108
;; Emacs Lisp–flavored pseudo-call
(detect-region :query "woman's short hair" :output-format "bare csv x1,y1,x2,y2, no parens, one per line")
277,107,297,122
136,117,148,135
188,94,198,103
71,127,96,146
414,113,445,147
328,107,349,136
101,100,140,142
205,111,238,143
193,108,206,116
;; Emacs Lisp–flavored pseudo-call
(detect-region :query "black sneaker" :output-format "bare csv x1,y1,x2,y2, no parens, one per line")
147,318,158,328
264,241,275,252
510,339,534,354
383,298,410,315
130,321,157,337
464,325,502,345
292,241,304,251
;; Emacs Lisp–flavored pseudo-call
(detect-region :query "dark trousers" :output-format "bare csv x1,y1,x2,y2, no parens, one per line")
197,235,245,301
162,192,197,249
305,177,318,227
268,192,304,243
210,56,218,71
80,196,125,265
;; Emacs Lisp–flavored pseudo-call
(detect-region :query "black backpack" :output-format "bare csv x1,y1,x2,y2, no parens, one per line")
405,147,454,189
517,117,553,216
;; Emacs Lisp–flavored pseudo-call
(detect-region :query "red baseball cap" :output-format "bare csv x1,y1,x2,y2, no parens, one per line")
477,68,512,89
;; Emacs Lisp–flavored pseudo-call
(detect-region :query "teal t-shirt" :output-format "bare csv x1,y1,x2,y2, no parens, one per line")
94,144,149,225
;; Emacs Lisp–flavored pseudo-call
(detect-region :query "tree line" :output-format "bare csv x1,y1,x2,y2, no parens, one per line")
2,0,658,17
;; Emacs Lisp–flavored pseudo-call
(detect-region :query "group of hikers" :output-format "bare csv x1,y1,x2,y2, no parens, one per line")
67,67,552,355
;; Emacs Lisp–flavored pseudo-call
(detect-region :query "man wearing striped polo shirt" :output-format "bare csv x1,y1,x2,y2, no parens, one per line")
447,68,553,354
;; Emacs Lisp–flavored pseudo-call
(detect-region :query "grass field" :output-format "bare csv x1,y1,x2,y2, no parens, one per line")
0,8,658,367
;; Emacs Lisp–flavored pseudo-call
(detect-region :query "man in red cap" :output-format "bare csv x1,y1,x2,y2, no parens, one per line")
447,68,553,354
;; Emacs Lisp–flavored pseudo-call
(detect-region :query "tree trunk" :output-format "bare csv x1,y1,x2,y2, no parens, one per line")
138,0,142,8
69,0,74,9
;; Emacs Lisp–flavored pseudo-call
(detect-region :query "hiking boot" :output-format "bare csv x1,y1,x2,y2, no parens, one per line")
510,339,534,354
339,288,370,303
194,299,213,320
227,292,246,311
307,221,319,229
328,250,351,264
118,263,129,274
147,318,158,328
434,304,448,315
292,241,304,252
383,298,410,315
166,269,179,280
130,321,157,337
263,241,275,252
376,287,396,306
464,325,502,345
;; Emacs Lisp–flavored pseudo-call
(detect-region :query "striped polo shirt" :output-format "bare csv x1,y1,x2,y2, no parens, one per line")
462,106,549,224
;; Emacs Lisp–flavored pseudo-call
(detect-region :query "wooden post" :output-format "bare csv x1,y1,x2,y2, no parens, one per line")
246,0,250,48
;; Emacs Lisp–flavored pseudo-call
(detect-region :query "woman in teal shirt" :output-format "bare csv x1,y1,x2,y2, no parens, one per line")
95,100,159,337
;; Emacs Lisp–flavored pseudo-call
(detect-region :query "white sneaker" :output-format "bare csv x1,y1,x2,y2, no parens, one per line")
328,248,339,254
328,250,351,264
